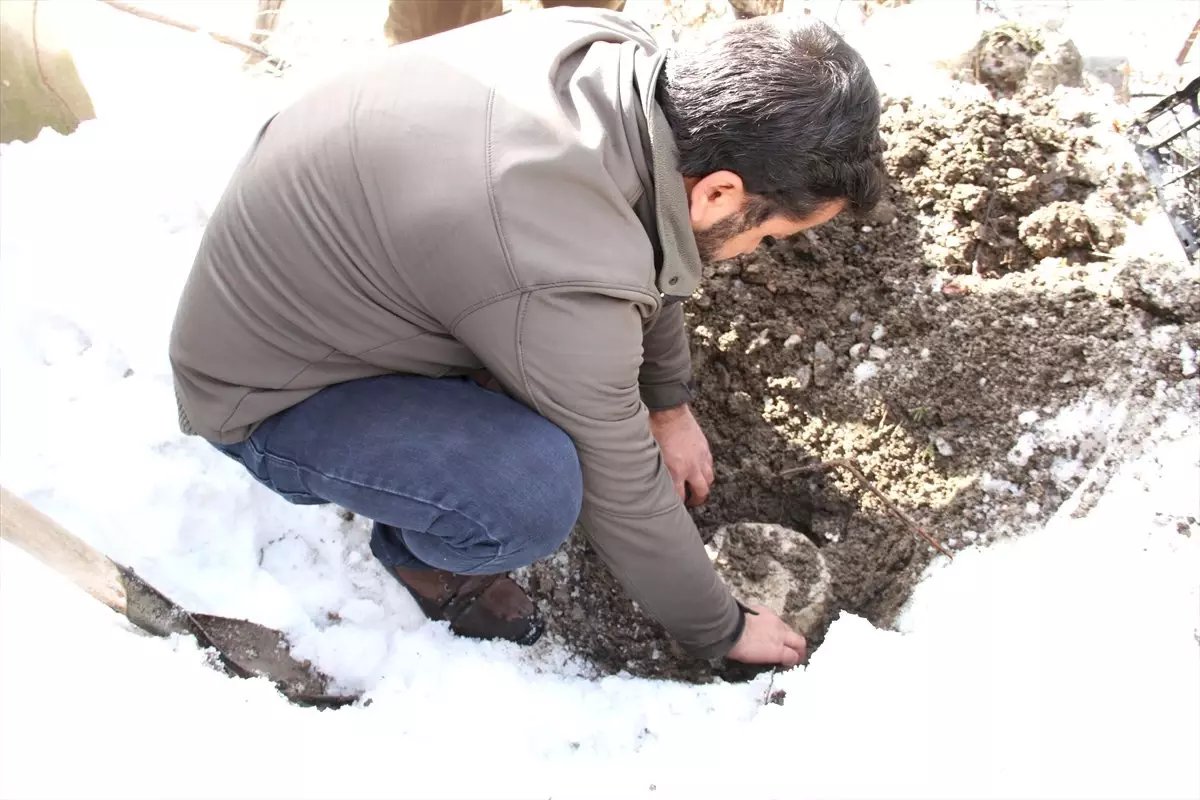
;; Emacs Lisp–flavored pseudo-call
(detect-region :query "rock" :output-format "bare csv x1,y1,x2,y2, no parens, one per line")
742,261,770,285
794,365,812,391
783,334,803,349
814,342,835,362
960,22,1082,96
707,523,833,638
865,200,898,226
968,23,1041,94
728,390,756,417
1114,258,1200,324
1025,33,1084,93
849,343,867,359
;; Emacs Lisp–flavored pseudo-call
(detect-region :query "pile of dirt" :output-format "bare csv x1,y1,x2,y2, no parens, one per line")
884,89,1141,274
519,79,1198,682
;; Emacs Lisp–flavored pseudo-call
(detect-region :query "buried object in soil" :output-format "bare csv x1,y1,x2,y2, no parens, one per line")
706,522,833,639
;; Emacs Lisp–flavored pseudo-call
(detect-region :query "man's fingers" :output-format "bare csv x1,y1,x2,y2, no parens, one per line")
772,642,801,671
701,457,715,486
778,646,802,669
673,476,688,503
783,629,808,663
685,473,710,507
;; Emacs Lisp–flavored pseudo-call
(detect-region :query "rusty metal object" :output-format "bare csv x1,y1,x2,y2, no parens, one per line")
1129,75,1200,258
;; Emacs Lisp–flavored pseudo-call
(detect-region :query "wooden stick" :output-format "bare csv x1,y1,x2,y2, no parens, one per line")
1177,18,1200,67
97,0,273,61
780,458,954,559
246,0,286,67
0,487,128,612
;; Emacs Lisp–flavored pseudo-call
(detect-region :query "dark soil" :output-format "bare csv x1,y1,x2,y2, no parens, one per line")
519,84,1198,682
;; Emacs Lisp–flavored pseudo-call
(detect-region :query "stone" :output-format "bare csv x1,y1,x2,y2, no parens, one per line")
1025,32,1084,93
706,522,833,638
728,390,756,416
959,22,1082,96
865,200,898,226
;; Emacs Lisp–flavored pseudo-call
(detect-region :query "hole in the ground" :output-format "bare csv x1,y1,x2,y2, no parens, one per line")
519,83,1168,684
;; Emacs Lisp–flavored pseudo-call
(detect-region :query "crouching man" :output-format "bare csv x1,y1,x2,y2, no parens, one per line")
169,8,884,667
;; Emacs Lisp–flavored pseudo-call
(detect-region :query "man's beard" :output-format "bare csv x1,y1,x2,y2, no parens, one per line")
692,212,752,265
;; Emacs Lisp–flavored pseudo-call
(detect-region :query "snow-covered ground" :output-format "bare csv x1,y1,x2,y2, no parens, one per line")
2,13,1200,800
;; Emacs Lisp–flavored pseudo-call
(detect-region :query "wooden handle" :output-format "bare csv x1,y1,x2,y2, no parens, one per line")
0,486,127,614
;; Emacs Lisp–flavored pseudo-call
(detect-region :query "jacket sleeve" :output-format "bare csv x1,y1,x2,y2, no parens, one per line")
453,287,743,658
639,300,695,410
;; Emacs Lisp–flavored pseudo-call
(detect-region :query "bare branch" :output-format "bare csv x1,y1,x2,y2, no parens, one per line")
97,0,275,63
780,458,955,559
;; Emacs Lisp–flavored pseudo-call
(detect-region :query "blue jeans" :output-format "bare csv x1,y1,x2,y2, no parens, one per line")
213,375,583,574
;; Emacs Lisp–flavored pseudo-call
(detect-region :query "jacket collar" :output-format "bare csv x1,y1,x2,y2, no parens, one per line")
632,50,703,301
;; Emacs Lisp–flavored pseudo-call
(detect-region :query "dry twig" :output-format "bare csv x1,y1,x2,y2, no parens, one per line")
97,0,281,65
780,458,954,559
762,668,786,706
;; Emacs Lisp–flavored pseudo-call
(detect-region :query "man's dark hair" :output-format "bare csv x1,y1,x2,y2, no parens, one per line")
658,16,886,225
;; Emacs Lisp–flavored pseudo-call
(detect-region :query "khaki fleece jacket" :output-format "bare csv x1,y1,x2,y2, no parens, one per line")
168,8,743,658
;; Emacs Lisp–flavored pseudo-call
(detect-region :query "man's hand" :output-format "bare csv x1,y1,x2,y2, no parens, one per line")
726,604,808,668
648,403,714,507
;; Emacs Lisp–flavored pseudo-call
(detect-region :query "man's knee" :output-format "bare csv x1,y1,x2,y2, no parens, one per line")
498,419,582,561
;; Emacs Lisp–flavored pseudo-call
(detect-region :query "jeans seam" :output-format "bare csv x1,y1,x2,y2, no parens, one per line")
251,445,507,570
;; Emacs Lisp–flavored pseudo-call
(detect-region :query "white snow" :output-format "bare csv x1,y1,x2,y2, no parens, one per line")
1181,341,1197,377
2,68,1199,800
981,472,1023,496
853,360,880,384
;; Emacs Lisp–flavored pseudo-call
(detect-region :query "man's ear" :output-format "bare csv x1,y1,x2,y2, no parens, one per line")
686,171,746,228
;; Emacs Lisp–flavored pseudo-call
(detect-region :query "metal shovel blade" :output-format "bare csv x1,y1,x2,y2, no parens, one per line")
118,565,356,709
191,613,355,708
0,486,357,709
